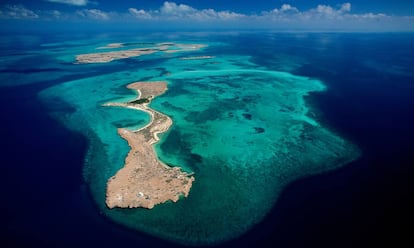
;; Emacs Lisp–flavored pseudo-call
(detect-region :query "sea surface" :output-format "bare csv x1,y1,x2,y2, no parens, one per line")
1,32,414,247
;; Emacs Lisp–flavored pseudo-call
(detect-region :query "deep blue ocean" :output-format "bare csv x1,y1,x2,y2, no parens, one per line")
1,32,414,247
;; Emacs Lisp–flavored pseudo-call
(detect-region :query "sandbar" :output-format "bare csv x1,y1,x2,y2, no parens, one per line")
180,55,215,60
97,43,125,49
105,81,195,209
164,44,206,53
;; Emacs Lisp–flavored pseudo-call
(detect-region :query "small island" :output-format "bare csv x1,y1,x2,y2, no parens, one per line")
104,81,195,209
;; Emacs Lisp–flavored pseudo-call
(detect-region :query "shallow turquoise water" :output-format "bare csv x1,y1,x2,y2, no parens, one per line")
38,38,359,245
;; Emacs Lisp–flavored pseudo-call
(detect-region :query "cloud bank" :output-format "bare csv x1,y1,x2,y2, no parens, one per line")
0,5,39,19
45,0,89,6
1,1,413,31
127,2,244,21
76,9,109,20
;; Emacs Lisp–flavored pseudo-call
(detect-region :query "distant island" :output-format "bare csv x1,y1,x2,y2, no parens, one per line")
76,42,207,64
104,81,195,209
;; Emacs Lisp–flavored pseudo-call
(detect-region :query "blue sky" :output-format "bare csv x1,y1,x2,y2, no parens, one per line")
1,0,414,31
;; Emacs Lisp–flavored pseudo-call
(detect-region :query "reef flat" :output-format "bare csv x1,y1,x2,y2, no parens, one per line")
38,38,359,246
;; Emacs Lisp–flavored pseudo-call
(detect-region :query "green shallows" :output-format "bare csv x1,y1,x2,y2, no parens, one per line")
39,45,359,246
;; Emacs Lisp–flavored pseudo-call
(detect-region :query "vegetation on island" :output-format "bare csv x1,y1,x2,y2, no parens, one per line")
130,98,150,104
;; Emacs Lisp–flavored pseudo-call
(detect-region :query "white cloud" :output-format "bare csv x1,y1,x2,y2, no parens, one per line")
1,2,412,31
340,3,352,12
252,2,414,31
268,3,299,20
262,2,386,22
280,4,298,13
42,9,63,19
45,0,89,6
76,9,109,20
50,10,62,18
188,8,244,21
52,10,62,18
0,5,39,19
128,1,244,21
315,5,335,15
128,8,152,19
304,3,351,19
356,12,387,19
160,1,195,15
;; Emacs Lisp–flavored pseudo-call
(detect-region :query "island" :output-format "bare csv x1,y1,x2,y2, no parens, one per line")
104,81,195,209
75,46,168,64
76,42,207,64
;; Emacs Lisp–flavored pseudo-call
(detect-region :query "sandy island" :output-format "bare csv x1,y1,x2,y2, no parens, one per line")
75,46,168,64
104,81,195,209
76,43,206,64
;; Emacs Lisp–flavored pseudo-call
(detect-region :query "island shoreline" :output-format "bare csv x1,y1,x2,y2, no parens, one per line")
104,81,194,209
